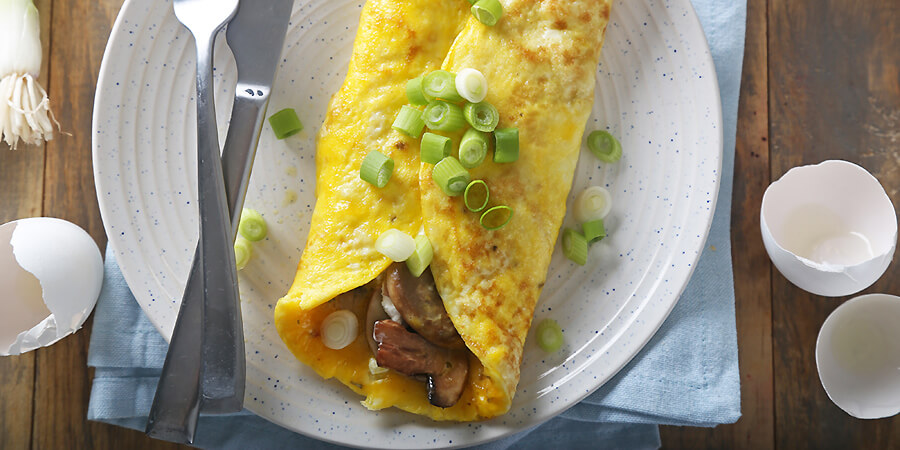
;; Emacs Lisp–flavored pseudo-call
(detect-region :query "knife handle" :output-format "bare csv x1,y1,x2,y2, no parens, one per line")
146,29,244,443
199,87,267,412
222,87,268,233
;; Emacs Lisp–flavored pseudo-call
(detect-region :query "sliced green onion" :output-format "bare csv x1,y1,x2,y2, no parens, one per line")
360,150,394,188
392,105,425,138
423,70,463,102
493,127,519,163
573,186,612,223
536,318,564,352
459,128,489,169
455,68,487,103
432,156,470,196
562,228,588,265
420,132,451,164
471,0,503,26
375,229,416,262
423,100,466,132
238,208,267,242
406,76,428,106
464,180,490,212
582,219,606,243
405,234,433,277
268,108,303,139
463,101,499,132
321,310,358,350
465,0,478,4
480,205,513,230
234,237,252,271
587,130,623,163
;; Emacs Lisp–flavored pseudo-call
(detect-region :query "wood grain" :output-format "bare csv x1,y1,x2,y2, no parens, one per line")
0,355,35,450
728,0,775,442
0,1,52,449
660,0,773,446
769,0,900,448
28,0,180,448
30,0,113,446
3,0,900,447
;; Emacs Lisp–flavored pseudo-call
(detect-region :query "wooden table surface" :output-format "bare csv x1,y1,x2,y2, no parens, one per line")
1,0,898,448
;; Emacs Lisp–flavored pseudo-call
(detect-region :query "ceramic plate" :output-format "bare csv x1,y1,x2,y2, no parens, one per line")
93,0,721,447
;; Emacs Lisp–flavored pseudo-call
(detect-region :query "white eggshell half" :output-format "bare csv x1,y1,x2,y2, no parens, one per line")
0,218,103,356
816,293,900,419
760,160,897,297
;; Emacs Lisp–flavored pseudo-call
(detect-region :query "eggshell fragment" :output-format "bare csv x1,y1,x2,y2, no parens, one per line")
0,218,103,356
816,293,900,419
760,160,897,297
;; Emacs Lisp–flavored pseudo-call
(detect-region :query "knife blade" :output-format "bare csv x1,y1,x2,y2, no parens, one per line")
145,0,294,442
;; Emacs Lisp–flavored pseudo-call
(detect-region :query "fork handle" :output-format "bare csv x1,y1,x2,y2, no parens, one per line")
193,33,246,411
200,87,266,411
145,246,203,442
145,32,245,443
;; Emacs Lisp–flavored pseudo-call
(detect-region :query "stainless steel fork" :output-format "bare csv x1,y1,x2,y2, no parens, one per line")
146,0,241,443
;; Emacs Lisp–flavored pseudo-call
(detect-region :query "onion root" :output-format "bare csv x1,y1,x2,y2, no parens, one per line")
0,72,60,150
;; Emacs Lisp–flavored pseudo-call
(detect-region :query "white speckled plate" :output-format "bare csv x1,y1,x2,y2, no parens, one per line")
93,0,721,447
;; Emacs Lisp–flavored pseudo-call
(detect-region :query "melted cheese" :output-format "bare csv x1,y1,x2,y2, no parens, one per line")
277,283,507,420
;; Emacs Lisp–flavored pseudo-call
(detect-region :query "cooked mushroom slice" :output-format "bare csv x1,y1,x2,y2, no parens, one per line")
425,350,469,408
383,263,465,349
373,320,469,408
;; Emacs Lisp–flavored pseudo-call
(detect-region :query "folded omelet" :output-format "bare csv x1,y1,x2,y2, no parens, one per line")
275,0,612,421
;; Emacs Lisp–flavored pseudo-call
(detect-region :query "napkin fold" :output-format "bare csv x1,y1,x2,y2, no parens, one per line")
88,0,745,447
88,249,663,449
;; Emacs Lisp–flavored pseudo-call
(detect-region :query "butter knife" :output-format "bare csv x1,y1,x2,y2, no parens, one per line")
146,0,294,442
204,0,295,411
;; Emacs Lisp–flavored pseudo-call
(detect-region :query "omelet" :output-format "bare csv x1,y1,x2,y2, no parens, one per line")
280,0,469,309
275,0,612,421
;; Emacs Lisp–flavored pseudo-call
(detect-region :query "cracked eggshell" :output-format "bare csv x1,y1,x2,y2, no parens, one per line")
0,218,103,356
816,293,900,419
760,160,897,297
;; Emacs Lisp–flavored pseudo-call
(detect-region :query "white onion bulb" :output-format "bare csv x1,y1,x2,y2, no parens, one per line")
375,229,416,262
573,186,612,223
321,310,358,350
0,0,42,77
455,68,487,103
0,0,59,149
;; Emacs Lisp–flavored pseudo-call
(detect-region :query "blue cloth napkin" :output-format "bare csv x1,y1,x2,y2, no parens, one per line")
88,0,745,447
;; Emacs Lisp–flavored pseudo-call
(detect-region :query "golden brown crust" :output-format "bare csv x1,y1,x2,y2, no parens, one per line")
421,0,612,410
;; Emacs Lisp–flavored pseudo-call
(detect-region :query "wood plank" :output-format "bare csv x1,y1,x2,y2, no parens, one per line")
768,0,900,448
716,0,775,443
0,1,52,448
660,0,774,446
0,355,35,450
29,0,182,448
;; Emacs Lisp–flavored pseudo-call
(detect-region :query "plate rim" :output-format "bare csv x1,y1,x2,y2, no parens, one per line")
91,0,724,446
